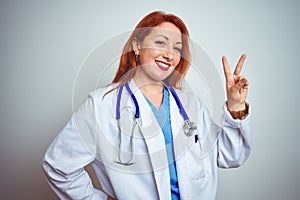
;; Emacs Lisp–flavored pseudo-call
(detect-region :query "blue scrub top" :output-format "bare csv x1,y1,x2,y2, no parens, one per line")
144,86,180,200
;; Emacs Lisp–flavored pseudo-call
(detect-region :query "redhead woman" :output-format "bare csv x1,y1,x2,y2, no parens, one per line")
42,11,251,200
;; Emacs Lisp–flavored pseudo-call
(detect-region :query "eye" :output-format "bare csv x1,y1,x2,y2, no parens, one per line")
155,40,166,46
174,47,182,54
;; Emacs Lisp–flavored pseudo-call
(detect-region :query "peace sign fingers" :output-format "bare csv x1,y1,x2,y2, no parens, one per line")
222,54,247,79
221,54,249,111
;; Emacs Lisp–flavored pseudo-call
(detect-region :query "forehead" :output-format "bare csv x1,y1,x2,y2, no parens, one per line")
147,22,182,42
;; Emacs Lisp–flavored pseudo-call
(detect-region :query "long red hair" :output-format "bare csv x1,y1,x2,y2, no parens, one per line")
111,11,191,90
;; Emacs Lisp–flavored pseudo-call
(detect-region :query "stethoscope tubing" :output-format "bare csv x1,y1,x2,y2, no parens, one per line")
116,82,140,120
163,80,189,121
114,80,196,166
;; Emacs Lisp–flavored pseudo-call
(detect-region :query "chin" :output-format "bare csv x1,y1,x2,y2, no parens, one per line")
152,74,170,82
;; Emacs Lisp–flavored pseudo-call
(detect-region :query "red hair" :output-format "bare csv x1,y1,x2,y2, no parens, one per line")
112,11,191,90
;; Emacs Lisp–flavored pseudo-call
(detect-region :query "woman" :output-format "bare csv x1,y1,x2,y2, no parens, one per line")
42,11,251,200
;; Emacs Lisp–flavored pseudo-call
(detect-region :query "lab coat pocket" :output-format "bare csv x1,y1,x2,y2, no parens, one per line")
183,142,212,182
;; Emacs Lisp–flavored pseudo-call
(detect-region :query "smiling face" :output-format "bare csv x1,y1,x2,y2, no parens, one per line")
132,22,183,85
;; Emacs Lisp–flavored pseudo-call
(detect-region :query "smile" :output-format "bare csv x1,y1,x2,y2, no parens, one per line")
155,60,170,71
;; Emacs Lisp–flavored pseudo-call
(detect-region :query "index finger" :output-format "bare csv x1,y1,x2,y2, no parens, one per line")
222,56,231,79
233,54,247,75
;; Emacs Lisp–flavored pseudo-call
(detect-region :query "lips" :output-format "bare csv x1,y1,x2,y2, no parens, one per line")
155,60,171,71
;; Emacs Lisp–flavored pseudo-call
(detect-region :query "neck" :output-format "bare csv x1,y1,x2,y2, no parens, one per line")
133,77,164,95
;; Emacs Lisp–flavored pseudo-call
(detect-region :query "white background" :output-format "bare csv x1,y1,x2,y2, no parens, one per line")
0,0,299,199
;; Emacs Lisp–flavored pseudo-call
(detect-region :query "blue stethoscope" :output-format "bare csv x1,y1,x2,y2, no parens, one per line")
114,81,197,166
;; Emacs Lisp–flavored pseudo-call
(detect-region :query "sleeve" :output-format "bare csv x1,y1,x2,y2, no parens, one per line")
217,102,252,168
42,95,108,200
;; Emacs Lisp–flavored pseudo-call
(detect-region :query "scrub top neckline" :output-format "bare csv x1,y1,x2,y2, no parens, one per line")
143,86,169,112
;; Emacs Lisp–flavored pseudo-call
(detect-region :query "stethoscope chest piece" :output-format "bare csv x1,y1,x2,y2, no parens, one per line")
183,120,197,137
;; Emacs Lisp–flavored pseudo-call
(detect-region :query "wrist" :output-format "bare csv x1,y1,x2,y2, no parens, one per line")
227,101,246,111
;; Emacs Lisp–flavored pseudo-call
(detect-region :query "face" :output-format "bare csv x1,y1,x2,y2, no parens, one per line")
133,22,182,84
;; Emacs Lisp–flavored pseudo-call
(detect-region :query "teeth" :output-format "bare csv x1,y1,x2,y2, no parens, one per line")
157,61,169,68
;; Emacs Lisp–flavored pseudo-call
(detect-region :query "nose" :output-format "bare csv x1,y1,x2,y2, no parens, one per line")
162,49,174,61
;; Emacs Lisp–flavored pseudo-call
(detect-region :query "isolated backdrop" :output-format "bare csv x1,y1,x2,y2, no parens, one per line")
0,0,299,199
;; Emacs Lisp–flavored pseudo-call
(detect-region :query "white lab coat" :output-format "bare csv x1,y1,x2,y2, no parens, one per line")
42,80,251,200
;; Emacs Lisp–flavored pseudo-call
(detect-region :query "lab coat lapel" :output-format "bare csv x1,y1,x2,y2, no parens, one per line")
127,80,171,200
169,93,182,143
169,89,194,198
170,89,194,157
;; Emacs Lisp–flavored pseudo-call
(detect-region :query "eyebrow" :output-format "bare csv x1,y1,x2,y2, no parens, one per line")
155,35,182,45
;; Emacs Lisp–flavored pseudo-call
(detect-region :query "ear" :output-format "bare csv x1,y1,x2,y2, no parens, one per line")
132,38,140,55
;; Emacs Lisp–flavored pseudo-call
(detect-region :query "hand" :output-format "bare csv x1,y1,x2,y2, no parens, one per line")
222,54,249,111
